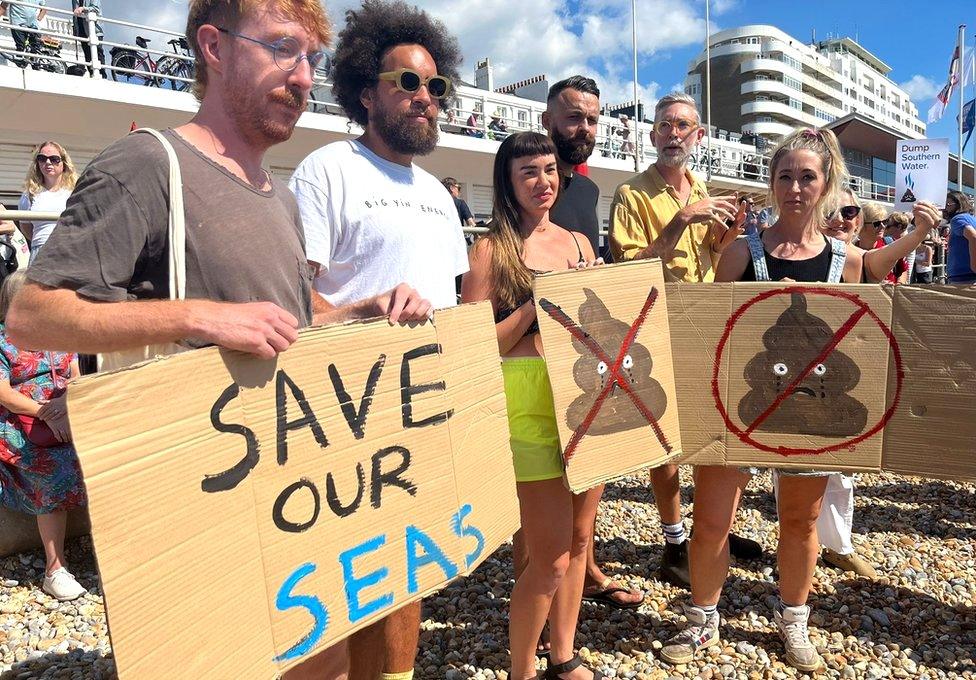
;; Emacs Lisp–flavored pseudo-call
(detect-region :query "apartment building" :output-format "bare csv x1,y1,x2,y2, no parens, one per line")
684,25,925,146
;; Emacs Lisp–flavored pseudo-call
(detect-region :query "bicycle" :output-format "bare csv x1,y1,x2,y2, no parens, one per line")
0,29,66,74
109,35,193,91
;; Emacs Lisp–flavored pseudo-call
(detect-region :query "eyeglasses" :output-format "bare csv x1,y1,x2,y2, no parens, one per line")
378,68,453,99
825,205,860,220
216,27,326,72
36,154,63,165
653,118,699,136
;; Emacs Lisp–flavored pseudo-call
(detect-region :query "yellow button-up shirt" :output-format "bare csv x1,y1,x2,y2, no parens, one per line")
609,165,718,283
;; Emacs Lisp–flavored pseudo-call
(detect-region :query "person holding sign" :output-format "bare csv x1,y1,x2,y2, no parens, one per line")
945,191,976,283
608,92,761,589
661,127,941,672
823,187,937,284
289,2,467,679
7,0,334,359
461,132,604,680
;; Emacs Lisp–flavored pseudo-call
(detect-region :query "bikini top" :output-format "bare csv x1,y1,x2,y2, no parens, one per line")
494,233,586,336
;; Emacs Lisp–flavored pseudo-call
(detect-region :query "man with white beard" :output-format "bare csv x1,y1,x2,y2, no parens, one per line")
608,92,761,588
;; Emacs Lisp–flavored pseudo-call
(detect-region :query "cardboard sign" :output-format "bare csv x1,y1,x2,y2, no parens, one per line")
882,284,976,480
895,137,949,210
66,302,518,680
534,260,682,493
669,282,976,480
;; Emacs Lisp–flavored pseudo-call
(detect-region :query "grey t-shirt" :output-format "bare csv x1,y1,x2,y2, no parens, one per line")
28,130,313,329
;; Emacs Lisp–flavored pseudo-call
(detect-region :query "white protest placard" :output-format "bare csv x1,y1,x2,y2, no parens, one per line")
895,137,949,211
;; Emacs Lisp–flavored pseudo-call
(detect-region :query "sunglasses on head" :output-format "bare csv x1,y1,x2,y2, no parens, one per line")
826,205,861,220
36,154,63,165
377,68,453,99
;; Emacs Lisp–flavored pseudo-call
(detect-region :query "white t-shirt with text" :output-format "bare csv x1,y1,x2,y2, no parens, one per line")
289,140,468,310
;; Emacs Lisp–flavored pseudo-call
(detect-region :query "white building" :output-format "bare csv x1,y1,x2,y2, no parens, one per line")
683,25,925,146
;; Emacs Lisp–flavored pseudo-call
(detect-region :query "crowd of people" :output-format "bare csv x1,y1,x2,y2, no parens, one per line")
1,1,975,679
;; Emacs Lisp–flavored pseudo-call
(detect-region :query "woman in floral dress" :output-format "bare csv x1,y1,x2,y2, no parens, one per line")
0,272,87,601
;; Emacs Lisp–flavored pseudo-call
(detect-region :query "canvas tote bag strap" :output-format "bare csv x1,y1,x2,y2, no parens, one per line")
97,129,187,372
133,127,186,301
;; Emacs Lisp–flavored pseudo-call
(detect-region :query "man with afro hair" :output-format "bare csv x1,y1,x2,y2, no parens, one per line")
289,2,466,679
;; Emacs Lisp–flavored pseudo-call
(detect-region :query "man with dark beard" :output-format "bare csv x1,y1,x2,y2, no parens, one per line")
536,76,645,625
543,76,603,258
288,2,466,679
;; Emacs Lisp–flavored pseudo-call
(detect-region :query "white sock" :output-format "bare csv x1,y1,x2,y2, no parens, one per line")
694,602,718,616
662,521,686,544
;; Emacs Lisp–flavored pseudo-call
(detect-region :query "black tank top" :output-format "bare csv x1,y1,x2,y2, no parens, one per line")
494,233,586,335
742,235,832,283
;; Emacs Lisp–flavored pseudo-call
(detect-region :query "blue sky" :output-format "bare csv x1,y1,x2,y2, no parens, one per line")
121,0,975,149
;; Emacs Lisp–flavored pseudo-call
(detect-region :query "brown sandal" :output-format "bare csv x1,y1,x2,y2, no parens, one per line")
543,655,606,679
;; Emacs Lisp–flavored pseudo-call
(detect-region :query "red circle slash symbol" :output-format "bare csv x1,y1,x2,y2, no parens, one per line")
711,286,903,456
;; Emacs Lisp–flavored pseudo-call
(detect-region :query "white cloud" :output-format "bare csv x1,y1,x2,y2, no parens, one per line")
104,0,706,109
899,75,940,103
711,0,738,15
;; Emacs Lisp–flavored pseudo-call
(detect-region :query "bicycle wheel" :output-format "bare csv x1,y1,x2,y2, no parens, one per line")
157,55,193,92
37,55,66,74
111,51,156,86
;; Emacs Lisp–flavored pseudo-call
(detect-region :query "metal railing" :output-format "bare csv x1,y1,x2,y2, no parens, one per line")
0,0,193,86
0,209,956,284
0,0,904,204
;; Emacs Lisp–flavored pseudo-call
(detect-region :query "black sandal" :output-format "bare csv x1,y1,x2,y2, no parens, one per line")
543,655,606,679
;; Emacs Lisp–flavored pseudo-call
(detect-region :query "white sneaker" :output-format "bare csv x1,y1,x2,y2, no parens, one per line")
42,568,87,602
660,604,721,664
774,604,822,672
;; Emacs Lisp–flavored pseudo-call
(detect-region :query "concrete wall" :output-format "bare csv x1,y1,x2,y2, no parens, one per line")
0,508,90,558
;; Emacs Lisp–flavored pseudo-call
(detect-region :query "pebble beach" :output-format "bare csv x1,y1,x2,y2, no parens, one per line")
1,469,973,679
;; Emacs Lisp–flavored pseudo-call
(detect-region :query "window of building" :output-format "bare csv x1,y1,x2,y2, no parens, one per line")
784,75,802,90
844,148,872,181
790,98,803,110
872,157,896,187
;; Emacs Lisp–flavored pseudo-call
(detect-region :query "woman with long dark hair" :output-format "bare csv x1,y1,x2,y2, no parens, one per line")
461,131,605,680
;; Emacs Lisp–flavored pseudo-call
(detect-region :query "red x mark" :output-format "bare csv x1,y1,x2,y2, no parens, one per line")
539,287,672,464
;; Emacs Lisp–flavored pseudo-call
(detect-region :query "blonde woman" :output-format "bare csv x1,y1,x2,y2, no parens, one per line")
16,141,78,264
660,128,940,672
855,201,888,251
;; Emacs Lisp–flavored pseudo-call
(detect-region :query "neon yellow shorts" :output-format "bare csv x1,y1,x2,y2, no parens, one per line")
502,357,564,482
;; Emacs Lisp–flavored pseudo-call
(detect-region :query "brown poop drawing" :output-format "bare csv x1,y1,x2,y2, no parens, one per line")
737,292,867,437
565,288,667,435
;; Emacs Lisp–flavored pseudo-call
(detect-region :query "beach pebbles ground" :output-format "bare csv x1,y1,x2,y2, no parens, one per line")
1,470,973,679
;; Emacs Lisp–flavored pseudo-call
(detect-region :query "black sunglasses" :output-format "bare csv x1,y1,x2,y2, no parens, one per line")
827,205,860,220
377,68,453,99
36,154,63,165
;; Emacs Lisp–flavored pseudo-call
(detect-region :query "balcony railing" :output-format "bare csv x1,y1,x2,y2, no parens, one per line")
0,0,906,206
